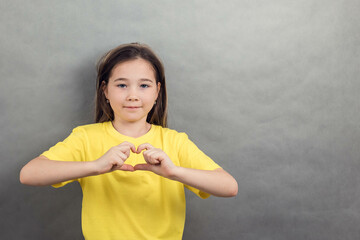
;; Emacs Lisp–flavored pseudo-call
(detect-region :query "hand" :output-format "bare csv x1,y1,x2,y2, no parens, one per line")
94,141,136,174
134,143,178,179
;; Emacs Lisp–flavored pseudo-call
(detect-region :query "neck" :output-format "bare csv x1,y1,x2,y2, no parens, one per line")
111,118,151,138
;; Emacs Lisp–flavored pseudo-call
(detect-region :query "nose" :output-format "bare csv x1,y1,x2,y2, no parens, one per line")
126,87,139,101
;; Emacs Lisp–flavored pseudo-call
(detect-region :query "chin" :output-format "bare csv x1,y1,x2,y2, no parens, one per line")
118,115,147,123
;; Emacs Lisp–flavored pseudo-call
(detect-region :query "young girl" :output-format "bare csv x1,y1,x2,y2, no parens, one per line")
20,43,238,240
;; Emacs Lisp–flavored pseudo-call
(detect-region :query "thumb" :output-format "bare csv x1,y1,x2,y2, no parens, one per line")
134,163,154,171
115,164,135,172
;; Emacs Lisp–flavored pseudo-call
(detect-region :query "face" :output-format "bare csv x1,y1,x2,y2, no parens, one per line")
104,58,160,124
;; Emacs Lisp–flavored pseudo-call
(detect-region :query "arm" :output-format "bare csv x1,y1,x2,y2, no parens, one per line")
171,167,238,198
134,143,238,198
20,155,98,186
20,142,136,186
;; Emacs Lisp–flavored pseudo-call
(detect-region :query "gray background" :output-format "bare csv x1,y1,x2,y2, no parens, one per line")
1,0,359,239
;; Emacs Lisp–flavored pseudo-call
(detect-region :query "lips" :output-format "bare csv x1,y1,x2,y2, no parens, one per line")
124,106,141,109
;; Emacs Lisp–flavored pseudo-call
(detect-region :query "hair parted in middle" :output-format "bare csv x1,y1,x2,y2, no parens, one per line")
95,43,168,127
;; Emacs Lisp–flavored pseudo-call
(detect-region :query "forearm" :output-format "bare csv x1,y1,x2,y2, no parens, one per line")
170,167,238,197
20,156,97,186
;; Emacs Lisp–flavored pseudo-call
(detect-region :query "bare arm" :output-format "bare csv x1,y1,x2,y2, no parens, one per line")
170,167,238,197
20,142,136,186
19,155,97,186
134,143,238,198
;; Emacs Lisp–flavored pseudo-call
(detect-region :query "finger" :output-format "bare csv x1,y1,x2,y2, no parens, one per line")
116,151,128,162
115,146,130,157
118,141,136,154
114,145,129,156
143,150,161,165
134,163,154,171
128,143,136,153
136,143,154,153
117,164,135,172
120,141,136,153
151,152,164,164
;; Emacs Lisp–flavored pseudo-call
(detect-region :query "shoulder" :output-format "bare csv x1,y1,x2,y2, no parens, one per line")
154,125,186,136
74,122,105,131
71,122,107,137
153,125,189,142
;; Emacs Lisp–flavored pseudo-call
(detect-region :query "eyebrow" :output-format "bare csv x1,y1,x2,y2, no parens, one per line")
113,78,154,83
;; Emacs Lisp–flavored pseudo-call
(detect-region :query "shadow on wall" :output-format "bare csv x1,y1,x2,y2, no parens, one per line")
6,59,99,240
70,58,98,126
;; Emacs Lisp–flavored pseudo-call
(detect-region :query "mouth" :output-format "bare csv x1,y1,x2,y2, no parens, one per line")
123,106,141,109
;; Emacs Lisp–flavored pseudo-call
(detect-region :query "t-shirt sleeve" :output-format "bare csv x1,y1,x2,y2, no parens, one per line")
41,126,87,188
177,133,221,199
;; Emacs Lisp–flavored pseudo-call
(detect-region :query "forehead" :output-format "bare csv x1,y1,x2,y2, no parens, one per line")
110,58,156,80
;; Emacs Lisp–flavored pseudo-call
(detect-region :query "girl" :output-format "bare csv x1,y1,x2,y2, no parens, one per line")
20,43,238,240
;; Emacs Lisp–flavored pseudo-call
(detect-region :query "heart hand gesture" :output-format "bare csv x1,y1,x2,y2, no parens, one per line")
134,143,178,179
94,141,136,174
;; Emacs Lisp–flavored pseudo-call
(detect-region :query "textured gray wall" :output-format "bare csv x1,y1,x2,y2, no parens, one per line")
1,0,360,239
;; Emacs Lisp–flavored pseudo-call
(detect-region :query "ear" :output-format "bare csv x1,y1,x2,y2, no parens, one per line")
102,81,108,99
156,82,161,98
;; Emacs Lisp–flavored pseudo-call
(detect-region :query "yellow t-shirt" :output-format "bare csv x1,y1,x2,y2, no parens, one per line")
41,121,220,240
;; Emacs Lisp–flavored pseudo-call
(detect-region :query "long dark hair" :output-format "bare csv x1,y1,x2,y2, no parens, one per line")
95,43,168,127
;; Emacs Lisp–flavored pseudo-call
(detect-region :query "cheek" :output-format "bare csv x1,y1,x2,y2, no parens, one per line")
108,88,124,100
146,90,158,102
108,95,125,109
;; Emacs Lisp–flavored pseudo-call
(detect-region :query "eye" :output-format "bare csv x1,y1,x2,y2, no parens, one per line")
117,84,127,88
140,84,150,88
